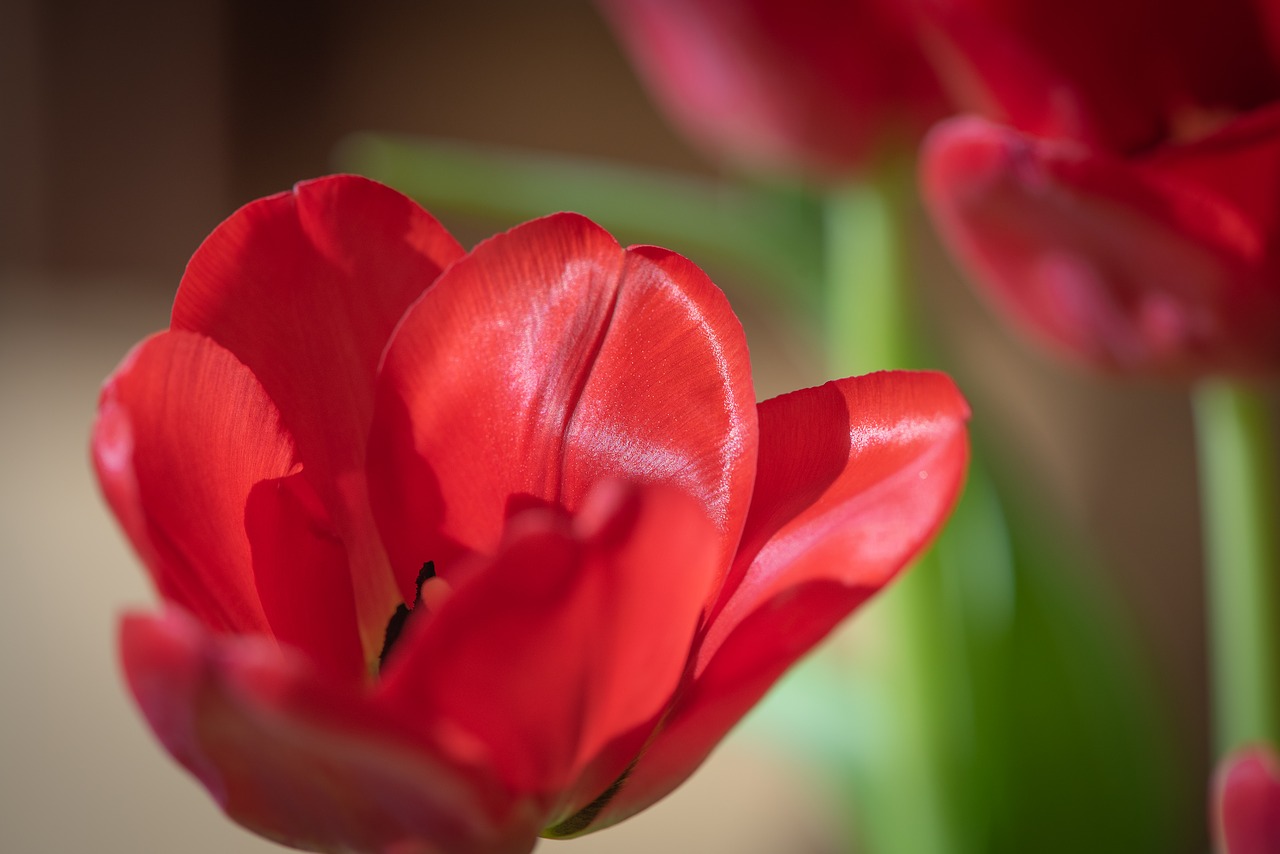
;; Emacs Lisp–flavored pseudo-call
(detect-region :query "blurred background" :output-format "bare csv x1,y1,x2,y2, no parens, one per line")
1,1,1209,850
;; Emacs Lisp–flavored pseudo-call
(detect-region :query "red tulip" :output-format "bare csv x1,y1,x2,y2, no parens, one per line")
916,0,1280,153
94,175,970,853
918,0,1280,376
1215,745,1280,853
922,109,1280,375
598,0,947,178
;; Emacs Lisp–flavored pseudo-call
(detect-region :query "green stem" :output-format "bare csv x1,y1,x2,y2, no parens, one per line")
822,167,913,372
1193,380,1280,755
823,168,960,854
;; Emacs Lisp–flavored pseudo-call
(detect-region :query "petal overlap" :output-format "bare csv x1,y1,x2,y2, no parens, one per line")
121,609,537,854
588,371,971,829
378,482,722,828
94,175,971,852
367,214,757,594
173,175,466,651
93,330,294,635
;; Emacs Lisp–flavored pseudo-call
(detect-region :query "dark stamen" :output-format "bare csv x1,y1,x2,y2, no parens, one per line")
378,562,436,672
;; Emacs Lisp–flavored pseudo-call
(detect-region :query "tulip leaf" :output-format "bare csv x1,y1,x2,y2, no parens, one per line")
744,454,1192,853
336,133,824,313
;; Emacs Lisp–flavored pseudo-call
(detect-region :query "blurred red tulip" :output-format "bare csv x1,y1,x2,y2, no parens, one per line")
916,0,1280,152
922,109,1280,375
1215,746,1280,853
919,0,1280,376
598,0,947,178
94,175,970,853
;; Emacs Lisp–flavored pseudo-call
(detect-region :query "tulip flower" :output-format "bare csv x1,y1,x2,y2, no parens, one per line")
597,0,947,178
916,0,1280,153
1215,745,1280,853
922,108,1280,375
94,175,970,853
919,0,1280,375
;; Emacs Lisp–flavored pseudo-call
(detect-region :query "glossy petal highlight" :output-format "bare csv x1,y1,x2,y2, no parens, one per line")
592,371,971,827
368,214,756,594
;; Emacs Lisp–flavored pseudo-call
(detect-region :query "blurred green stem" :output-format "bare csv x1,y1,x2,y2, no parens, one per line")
824,167,960,854
1194,381,1280,755
339,133,822,311
823,168,912,372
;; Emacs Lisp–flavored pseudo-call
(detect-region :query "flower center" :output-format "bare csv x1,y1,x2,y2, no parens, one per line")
378,561,435,672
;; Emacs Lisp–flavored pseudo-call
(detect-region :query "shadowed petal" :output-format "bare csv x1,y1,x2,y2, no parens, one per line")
121,609,539,854
93,330,365,676
172,174,466,651
712,371,970,645
591,371,970,828
92,331,295,635
367,214,756,596
377,483,721,830
245,473,363,681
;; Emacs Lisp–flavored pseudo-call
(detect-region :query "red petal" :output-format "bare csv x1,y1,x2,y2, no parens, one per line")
172,175,466,648
711,371,971,650
367,214,756,597
592,370,970,828
1138,103,1280,249
599,0,944,176
92,331,295,634
120,609,538,854
94,331,365,676
591,581,856,833
1215,746,1280,854
376,482,722,829
245,472,363,681
922,115,1280,376
916,0,1145,149
916,0,1280,152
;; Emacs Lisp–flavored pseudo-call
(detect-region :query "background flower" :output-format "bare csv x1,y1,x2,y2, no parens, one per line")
597,0,947,177
1214,745,1280,853
919,0,1280,375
